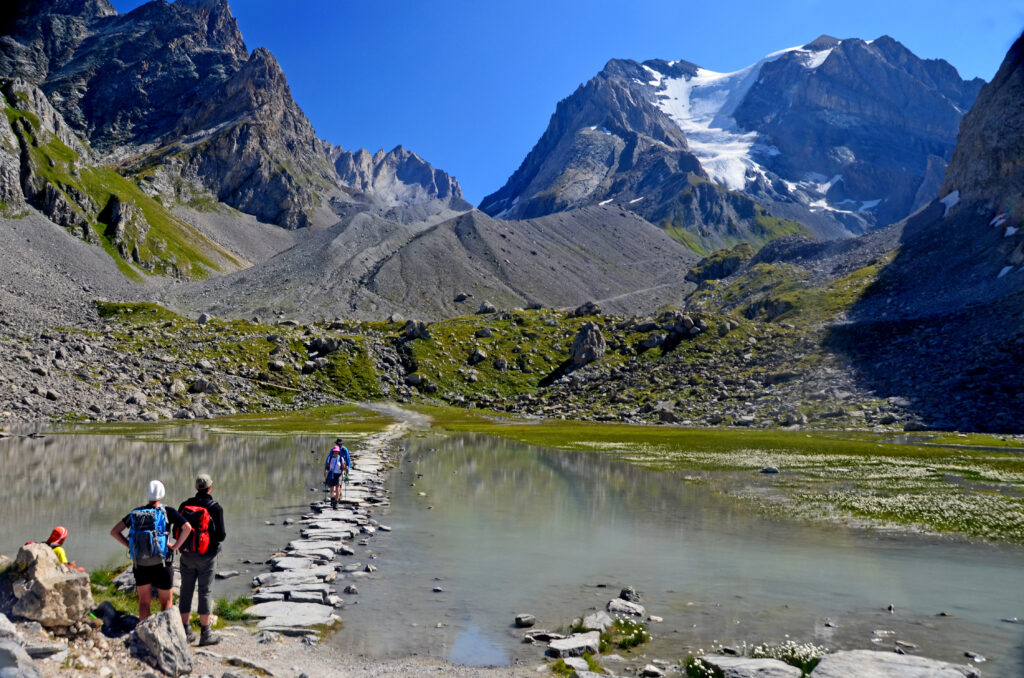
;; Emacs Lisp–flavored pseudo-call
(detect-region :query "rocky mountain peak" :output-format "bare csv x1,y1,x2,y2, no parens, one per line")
803,35,841,51
174,0,246,60
329,143,468,209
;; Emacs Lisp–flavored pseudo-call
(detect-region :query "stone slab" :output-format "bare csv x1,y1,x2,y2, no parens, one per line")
546,631,599,658
811,650,981,678
701,655,801,678
244,602,335,629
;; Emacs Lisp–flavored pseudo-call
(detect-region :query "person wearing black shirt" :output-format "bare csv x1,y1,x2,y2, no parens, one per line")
177,473,226,646
109,480,191,621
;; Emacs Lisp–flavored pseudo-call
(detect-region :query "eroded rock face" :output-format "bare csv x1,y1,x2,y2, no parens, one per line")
570,322,606,367
942,30,1024,213
10,544,93,629
106,196,149,264
329,144,469,209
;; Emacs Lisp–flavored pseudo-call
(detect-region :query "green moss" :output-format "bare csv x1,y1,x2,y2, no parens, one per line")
95,301,185,323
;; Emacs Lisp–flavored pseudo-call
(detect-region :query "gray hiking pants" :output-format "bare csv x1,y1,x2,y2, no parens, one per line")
178,553,216,616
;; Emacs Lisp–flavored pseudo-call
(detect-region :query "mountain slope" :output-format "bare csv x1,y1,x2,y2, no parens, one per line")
160,205,700,320
482,36,983,247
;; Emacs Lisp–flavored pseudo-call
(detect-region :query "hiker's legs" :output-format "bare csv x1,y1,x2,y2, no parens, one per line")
157,586,173,611
137,584,153,620
179,555,199,627
196,555,216,626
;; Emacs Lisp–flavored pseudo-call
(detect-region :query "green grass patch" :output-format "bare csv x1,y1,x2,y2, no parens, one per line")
95,301,185,323
601,618,649,651
213,596,254,624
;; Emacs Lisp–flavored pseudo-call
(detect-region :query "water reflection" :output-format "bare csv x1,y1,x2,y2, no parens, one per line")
333,433,1024,675
0,427,336,598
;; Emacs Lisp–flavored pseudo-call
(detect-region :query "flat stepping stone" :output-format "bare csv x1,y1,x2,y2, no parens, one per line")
287,540,345,552
271,557,313,571
300,528,355,540
253,565,335,587
547,631,599,658
251,593,285,604
259,583,331,597
701,655,801,677
244,602,335,629
288,548,336,561
811,650,982,677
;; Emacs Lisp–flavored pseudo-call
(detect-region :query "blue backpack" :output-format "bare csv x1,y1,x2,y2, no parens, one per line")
128,507,169,566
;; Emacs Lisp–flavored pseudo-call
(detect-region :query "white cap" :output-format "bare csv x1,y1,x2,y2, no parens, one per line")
146,480,166,502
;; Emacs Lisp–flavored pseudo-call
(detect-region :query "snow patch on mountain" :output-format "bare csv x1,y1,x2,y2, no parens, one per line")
648,42,840,191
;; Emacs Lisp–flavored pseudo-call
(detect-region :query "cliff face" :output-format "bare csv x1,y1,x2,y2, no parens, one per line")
0,0,339,229
941,31,1024,212
328,144,471,210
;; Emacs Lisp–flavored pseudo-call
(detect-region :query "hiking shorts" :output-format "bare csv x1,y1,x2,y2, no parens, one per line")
133,562,173,591
326,473,342,487
179,552,217,616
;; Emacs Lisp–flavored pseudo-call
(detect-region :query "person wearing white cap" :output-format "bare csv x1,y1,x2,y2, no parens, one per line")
109,480,192,620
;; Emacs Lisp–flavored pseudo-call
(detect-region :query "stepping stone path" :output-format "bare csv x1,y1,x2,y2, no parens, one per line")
245,424,401,632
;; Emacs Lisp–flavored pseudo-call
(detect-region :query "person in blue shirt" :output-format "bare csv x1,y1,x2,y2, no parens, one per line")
323,438,351,509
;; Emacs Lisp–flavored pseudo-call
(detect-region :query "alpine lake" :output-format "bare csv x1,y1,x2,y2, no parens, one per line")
1,404,1022,674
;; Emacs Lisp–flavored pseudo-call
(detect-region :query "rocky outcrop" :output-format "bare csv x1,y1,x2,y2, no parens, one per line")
570,322,605,367
942,30,1024,212
105,196,149,264
329,144,470,209
132,609,192,677
0,639,43,678
9,544,93,629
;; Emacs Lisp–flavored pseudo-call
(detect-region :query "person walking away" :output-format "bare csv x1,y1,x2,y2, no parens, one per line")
324,438,351,509
177,473,226,646
109,480,192,621
44,526,86,573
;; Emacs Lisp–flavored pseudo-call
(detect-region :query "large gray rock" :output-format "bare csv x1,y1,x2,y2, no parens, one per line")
570,322,606,367
132,609,193,677
10,544,93,628
811,650,981,678
606,598,645,617
701,654,801,677
580,610,614,632
0,639,42,678
546,631,600,658
0,614,19,643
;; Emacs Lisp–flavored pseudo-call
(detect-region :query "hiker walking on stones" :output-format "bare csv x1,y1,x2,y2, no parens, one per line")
324,438,351,509
109,480,192,621
177,472,226,646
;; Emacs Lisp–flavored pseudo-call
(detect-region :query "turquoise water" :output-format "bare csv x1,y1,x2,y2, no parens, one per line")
333,433,1024,674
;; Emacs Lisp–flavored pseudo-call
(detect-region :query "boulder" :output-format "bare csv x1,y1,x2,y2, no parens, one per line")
811,650,981,677
581,610,613,632
0,614,19,643
132,609,192,677
570,322,606,367
468,348,487,365
606,598,645,617
514,614,535,628
570,301,601,317
477,300,497,314
547,631,600,658
402,320,431,340
619,586,641,603
0,639,42,678
10,544,93,628
700,655,801,677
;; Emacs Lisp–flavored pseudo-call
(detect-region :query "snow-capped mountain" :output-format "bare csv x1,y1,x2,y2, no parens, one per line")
482,35,984,246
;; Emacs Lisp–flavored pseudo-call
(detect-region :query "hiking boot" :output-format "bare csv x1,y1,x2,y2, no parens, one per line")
184,627,196,644
330,498,337,510
199,625,221,647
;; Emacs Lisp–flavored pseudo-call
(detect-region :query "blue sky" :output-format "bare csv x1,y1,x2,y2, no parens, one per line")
111,0,1023,205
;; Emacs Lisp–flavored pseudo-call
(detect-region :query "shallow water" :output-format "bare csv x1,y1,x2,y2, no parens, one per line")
1,426,1021,674
0,426,336,599
333,433,1024,674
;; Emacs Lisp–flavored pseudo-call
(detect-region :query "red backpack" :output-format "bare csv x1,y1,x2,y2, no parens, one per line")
177,504,213,555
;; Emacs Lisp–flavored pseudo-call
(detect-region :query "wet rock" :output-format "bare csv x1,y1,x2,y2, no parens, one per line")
132,609,192,677
700,655,800,677
640,665,665,678
514,614,535,628
811,650,981,677
547,631,600,658
619,586,641,603
214,571,239,580
760,466,780,474
10,544,94,628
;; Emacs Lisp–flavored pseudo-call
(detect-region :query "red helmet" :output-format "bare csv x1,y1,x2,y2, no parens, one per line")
47,526,68,546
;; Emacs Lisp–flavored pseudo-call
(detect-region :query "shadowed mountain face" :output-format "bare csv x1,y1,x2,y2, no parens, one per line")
482,36,983,248
160,206,700,320
829,32,1024,433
